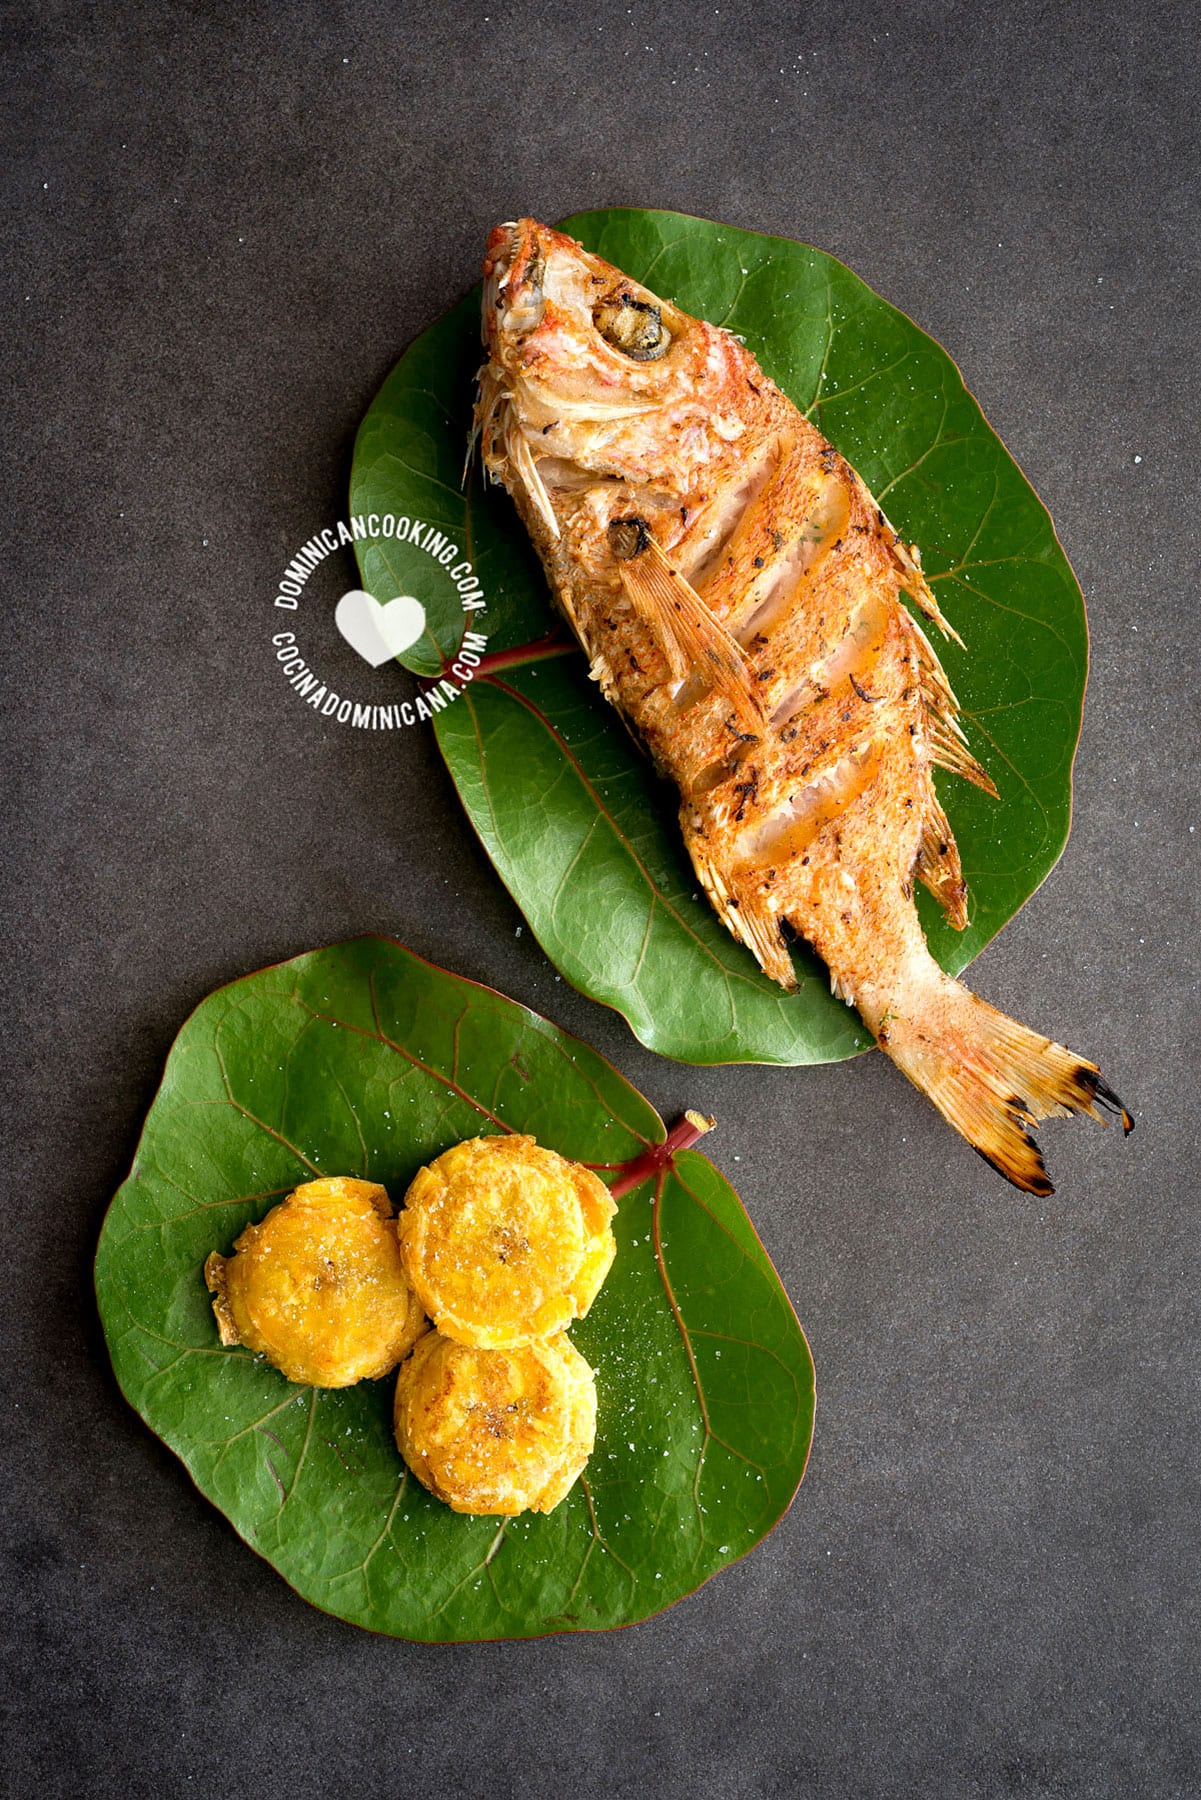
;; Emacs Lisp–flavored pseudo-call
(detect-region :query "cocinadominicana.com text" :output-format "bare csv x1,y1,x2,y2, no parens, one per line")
271,631,489,728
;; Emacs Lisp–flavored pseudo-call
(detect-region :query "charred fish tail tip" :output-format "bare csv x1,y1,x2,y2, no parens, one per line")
877,968,1133,1194
974,1133,1055,1200
1076,1067,1135,1135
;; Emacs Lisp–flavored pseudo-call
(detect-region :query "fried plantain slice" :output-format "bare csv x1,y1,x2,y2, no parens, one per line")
204,1177,427,1387
397,1135,617,1350
393,1330,597,1515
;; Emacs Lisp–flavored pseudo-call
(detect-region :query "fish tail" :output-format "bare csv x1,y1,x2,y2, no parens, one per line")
874,963,1133,1195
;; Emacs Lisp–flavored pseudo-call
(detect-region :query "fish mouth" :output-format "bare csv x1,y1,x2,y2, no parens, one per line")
483,220,546,346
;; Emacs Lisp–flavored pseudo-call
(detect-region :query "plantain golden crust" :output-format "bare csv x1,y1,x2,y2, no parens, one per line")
397,1134,616,1350
204,1177,427,1387
393,1330,597,1515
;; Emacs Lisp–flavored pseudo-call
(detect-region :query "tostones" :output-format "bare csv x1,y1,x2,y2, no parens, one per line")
204,1176,427,1387
393,1330,597,1515
397,1134,617,1349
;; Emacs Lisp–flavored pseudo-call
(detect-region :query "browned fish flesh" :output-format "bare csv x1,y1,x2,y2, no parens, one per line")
474,218,1131,1193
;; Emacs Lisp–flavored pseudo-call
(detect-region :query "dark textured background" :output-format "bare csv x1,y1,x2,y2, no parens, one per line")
4,2,1198,1795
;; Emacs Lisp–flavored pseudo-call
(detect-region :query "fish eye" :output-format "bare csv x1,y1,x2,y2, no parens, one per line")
593,289,671,361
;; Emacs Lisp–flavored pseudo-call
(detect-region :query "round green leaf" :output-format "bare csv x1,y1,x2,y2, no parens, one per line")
350,209,1088,1066
95,938,814,1641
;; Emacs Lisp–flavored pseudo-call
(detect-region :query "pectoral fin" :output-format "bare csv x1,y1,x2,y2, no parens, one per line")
610,519,765,735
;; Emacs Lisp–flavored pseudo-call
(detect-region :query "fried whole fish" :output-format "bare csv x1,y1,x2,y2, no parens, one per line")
475,219,1130,1193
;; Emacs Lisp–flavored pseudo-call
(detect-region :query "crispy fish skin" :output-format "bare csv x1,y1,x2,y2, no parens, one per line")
476,219,1131,1194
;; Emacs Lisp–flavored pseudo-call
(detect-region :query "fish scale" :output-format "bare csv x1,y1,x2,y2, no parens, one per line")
476,218,1131,1193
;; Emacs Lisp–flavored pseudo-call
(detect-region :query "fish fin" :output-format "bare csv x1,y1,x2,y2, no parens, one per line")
850,466,965,647
689,838,795,988
618,539,766,736
731,898,797,989
583,648,657,764
475,365,510,483
913,791,970,929
462,415,480,488
547,567,586,646
929,727,999,796
875,962,1133,1195
909,614,999,797
895,544,964,647
505,418,560,540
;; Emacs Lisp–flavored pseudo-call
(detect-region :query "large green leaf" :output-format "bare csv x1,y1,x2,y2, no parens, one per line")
95,938,814,1641
350,209,1088,1065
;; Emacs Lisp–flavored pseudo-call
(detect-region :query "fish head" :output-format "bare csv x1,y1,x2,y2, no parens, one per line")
482,218,694,392
477,219,751,533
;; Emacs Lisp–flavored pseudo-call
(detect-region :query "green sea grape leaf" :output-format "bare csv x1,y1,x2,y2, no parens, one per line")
349,209,1088,1066
95,937,814,1641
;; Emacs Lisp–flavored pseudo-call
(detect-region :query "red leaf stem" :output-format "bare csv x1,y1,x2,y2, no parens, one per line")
601,1111,716,1199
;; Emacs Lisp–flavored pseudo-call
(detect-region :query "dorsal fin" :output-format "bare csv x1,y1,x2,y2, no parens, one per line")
846,463,965,647
908,614,998,797
892,537,963,646
609,520,766,736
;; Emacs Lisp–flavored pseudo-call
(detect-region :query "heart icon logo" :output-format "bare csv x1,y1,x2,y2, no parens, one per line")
334,590,427,667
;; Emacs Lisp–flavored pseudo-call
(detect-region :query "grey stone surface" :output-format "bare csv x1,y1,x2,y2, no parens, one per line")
2,1,1197,1795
